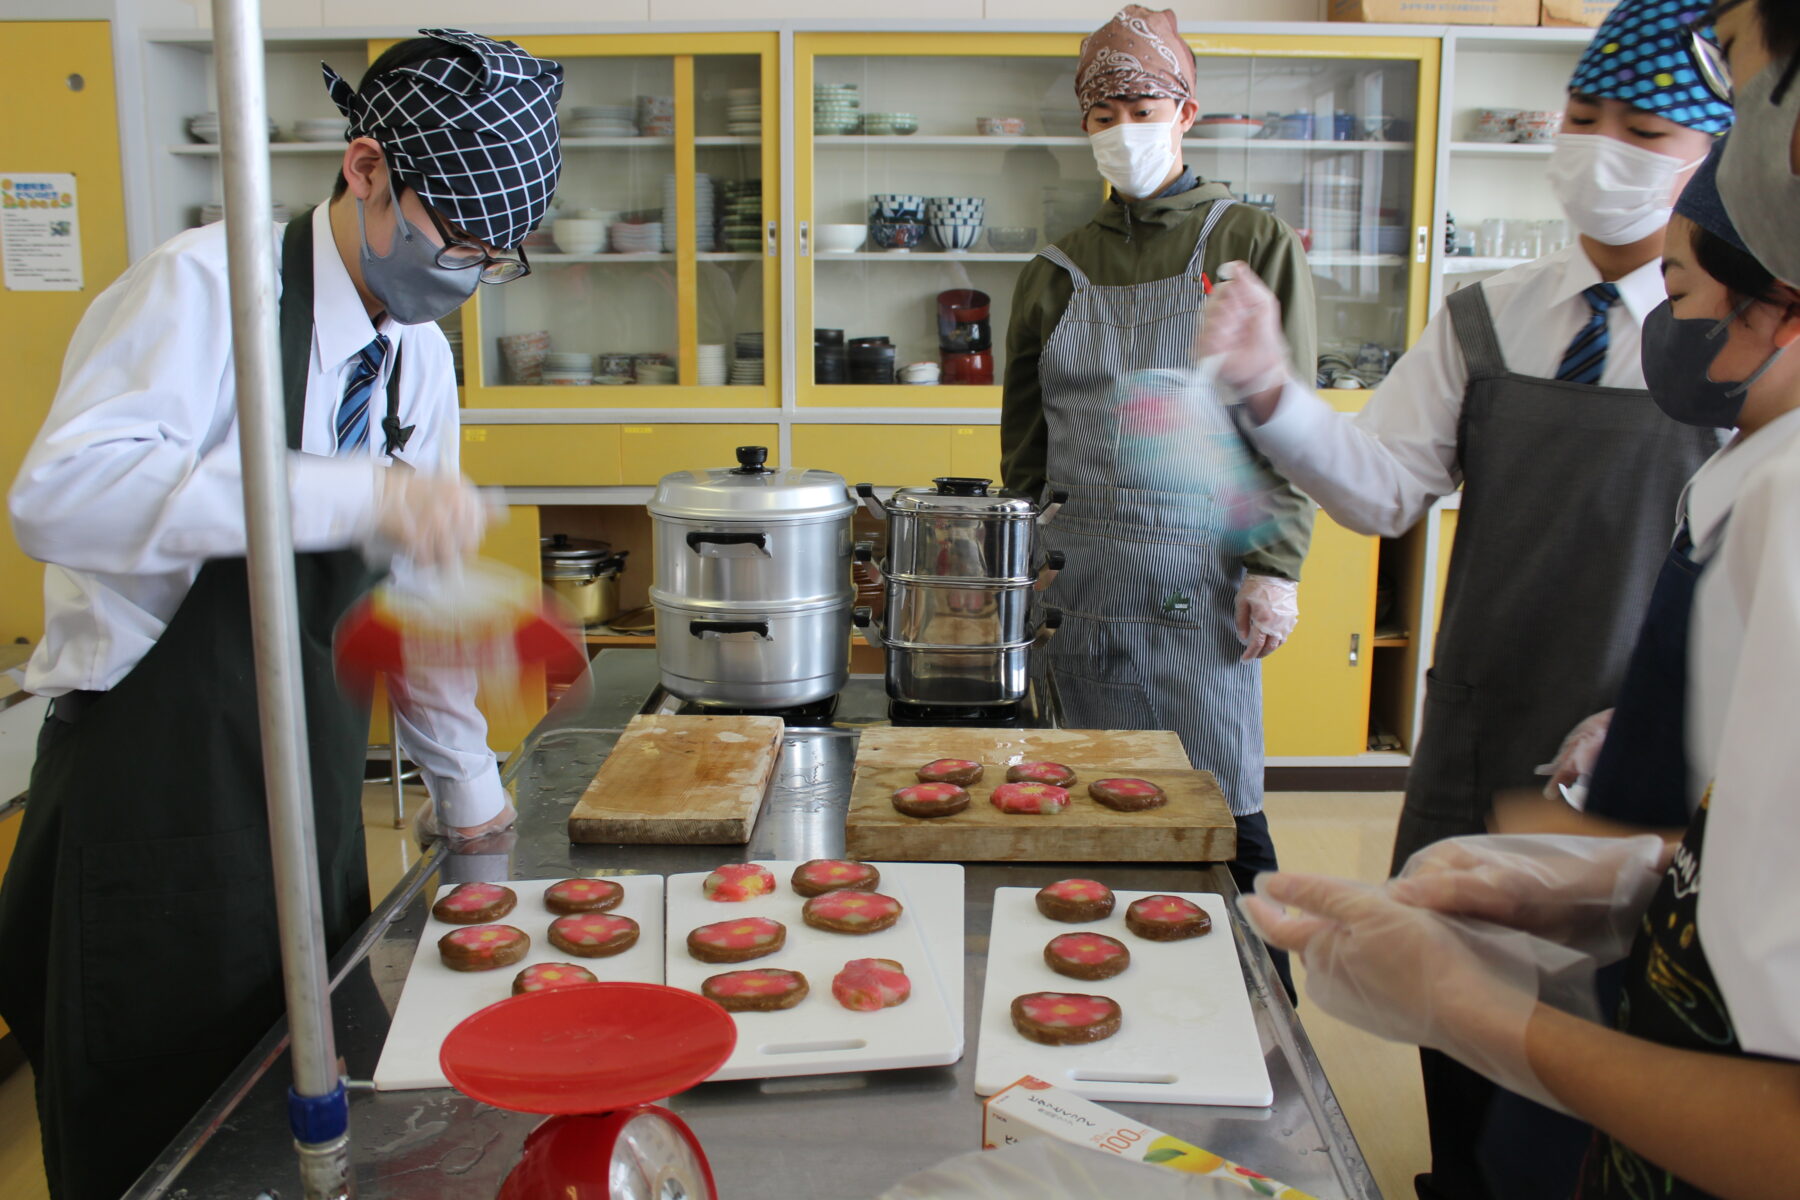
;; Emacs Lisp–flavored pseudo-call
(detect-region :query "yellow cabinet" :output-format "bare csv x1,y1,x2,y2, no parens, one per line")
793,424,960,485
618,424,781,484
948,425,1002,481
461,424,623,486
1262,514,1379,757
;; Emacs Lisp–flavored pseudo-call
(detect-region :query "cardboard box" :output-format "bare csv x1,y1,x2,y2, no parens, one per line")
981,1075,1318,1198
1541,0,1618,25
1329,0,1539,25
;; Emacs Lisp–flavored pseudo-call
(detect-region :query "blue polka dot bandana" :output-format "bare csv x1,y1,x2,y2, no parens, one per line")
1568,0,1734,134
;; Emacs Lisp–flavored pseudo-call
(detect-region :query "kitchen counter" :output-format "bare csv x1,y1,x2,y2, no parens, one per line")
128,650,1377,1199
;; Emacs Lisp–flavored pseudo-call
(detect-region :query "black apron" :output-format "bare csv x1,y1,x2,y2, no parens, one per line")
0,209,395,1200
1401,285,1714,1200
1478,525,1710,1200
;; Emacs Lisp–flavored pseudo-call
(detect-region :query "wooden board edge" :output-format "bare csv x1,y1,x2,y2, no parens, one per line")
843,827,1238,863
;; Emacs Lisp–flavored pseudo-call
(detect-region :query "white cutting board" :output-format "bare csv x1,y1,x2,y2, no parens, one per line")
374,875,666,1091
974,888,1272,1107
664,861,963,1081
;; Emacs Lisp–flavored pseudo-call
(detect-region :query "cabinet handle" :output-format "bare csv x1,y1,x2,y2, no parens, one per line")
1348,632,1361,667
1415,226,1430,264
799,221,810,258
766,220,778,257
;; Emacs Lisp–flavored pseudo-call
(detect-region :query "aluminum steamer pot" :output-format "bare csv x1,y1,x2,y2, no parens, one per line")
856,477,1064,582
650,446,854,707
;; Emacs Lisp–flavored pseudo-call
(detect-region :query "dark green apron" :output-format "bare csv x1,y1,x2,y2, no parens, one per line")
0,208,389,1200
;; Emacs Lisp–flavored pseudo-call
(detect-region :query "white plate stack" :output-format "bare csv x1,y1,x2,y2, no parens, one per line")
542,351,596,386
610,220,664,255
290,116,348,144
726,87,760,136
663,173,715,253
188,111,276,144
564,104,638,138
730,331,765,386
698,343,728,387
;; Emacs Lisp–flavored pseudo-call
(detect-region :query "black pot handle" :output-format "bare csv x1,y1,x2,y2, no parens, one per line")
686,531,768,552
689,619,771,639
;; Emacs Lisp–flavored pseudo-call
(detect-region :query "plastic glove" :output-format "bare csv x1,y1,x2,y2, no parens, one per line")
1241,872,1568,1112
369,468,487,568
1194,261,1291,418
1388,833,1671,964
1541,710,1612,803
414,797,518,853
1234,574,1299,662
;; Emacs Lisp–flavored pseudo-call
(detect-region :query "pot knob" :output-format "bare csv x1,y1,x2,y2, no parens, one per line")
731,445,772,474
933,476,991,496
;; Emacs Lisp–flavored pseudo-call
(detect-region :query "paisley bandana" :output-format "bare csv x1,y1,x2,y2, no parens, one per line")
1076,6,1195,114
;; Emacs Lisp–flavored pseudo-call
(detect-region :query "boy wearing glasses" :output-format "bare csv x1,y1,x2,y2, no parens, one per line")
0,30,560,1200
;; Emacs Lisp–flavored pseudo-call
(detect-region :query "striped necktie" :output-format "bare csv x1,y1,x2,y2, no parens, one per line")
1556,283,1621,385
335,333,390,456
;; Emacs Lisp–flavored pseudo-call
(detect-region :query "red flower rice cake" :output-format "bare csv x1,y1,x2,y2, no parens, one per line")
688,916,786,963
543,877,624,915
832,958,912,1011
437,924,530,972
1125,894,1212,941
431,882,517,925
702,968,809,1012
801,890,903,934
702,862,777,902
1035,878,1116,923
1088,777,1168,812
791,859,881,898
917,758,984,785
1044,933,1131,981
511,962,598,996
989,782,1071,815
548,913,640,958
1010,991,1122,1045
891,782,971,818
1005,761,1077,787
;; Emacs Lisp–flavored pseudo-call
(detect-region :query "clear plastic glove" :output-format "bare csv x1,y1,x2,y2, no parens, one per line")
1194,261,1292,418
1240,872,1567,1112
414,797,518,854
369,468,487,568
1540,709,1612,803
1388,833,1671,964
1235,574,1299,662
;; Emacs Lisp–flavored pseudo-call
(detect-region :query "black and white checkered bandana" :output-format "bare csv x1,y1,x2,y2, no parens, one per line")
322,29,563,250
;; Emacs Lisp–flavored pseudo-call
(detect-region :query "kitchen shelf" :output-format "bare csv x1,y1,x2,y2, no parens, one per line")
814,250,1036,263
534,252,676,264
561,136,676,148
813,134,1413,153
1371,634,1410,649
169,141,346,155
1442,256,1531,274
1309,252,1407,268
695,136,761,147
1448,141,1555,157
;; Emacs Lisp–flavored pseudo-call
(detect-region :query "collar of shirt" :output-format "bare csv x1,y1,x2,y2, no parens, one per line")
1548,243,1666,328
308,201,400,373
1686,405,1800,551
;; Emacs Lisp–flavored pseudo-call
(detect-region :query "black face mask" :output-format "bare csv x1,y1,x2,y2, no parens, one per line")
1641,298,1788,429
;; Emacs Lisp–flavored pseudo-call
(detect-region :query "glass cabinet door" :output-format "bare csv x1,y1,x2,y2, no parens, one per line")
795,33,1438,407
459,34,779,408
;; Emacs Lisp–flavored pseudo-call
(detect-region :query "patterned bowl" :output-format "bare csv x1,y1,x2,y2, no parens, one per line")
868,219,925,251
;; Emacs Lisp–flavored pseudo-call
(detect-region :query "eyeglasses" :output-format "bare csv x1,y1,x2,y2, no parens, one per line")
1686,0,1750,103
417,198,532,285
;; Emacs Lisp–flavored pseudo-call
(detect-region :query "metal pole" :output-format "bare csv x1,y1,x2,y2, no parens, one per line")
390,710,406,829
210,1,351,1196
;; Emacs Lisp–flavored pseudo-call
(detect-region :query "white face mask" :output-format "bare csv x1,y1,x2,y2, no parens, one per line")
1546,133,1701,246
1089,120,1179,200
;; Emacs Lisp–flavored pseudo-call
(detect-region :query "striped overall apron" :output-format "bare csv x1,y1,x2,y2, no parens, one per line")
1031,198,1266,816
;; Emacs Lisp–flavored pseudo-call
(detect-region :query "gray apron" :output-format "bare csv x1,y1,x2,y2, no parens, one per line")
1032,199,1265,816
1392,283,1717,871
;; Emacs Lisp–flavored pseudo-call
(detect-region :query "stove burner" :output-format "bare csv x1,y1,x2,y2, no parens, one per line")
887,698,1029,728
671,693,841,728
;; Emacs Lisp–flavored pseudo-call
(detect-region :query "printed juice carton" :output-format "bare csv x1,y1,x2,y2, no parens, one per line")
981,1075,1317,1198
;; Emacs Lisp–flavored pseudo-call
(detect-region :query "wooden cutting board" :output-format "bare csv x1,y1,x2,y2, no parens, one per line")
844,727,1236,863
568,714,784,844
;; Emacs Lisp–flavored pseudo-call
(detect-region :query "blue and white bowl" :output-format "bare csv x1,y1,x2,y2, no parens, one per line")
930,222,983,251
872,193,925,220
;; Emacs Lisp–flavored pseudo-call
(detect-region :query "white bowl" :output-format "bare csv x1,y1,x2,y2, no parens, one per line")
553,218,607,254
815,224,867,253
1191,121,1262,141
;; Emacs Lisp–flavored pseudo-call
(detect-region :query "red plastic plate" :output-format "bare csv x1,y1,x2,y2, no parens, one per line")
440,982,736,1114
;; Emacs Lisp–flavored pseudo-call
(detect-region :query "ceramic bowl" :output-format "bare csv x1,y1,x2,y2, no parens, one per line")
930,222,983,251
552,218,606,255
986,226,1037,253
868,220,925,251
975,116,1027,136
814,223,867,253
871,194,925,219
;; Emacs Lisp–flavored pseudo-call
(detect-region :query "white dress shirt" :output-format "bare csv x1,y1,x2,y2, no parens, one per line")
1250,245,1672,537
1681,407,1800,1060
9,202,504,827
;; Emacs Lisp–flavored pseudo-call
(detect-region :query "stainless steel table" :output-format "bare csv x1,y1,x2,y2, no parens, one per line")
132,650,1378,1199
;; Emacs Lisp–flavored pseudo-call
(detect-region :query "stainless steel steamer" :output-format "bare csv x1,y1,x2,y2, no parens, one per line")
649,446,854,707
852,477,1065,707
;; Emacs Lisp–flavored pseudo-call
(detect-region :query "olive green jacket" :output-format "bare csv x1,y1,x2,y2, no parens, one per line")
1000,175,1317,581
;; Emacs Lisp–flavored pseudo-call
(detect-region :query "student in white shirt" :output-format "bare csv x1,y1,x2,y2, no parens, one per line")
0,31,562,1200
1198,6,1734,1197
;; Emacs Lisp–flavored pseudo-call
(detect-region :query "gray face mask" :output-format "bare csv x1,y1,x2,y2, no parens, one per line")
1719,58,1800,287
355,176,481,326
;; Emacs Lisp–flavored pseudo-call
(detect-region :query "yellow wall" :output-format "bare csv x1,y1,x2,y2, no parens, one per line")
0,22,128,645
